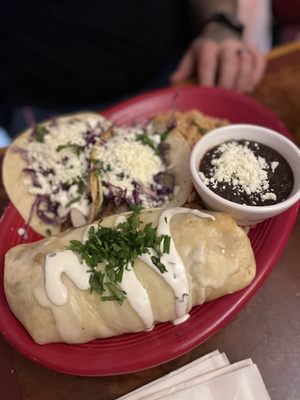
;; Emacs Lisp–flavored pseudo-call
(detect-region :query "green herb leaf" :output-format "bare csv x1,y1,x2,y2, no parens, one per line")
65,196,81,208
163,235,171,254
56,143,81,157
160,131,169,141
89,271,105,294
136,133,161,156
91,159,112,174
191,120,208,136
67,207,171,303
197,127,207,135
151,255,167,273
36,125,48,143
77,179,85,194
103,282,127,304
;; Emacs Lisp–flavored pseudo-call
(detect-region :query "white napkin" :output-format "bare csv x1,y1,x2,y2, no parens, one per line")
118,351,271,400
118,350,228,400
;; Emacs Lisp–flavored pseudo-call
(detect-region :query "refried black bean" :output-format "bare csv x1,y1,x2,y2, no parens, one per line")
199,140,294,206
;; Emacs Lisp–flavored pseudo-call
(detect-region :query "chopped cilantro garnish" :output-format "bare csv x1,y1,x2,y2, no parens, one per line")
77,179,85,194
160,131,169,141
162,235,171,254
91,159,112,174
100,163,112,173
136,133,161,156
68,206,171,304
116,172,125,180
151,255,167,273
36,125,48,143
45,228,52,237
56,143,81,157
197,127,207,135
65,196,81,208
191,120,208,135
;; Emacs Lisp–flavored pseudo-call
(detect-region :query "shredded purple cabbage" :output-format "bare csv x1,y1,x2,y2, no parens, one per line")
84,129,98,146
21,106,36,138
132,186,142,204
167,91,179,130
153,172,175,195
22,195,41,239
12,145,28,162
35,195,67,225
134,181,159,200
61,156,69,165
23,168,41,188
60,182,71,191
103,182,127,206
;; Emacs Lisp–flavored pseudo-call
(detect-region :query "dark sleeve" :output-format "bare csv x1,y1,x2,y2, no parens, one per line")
0,0,187,107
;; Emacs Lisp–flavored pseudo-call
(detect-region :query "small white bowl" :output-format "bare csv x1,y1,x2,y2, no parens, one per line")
190,124,300,225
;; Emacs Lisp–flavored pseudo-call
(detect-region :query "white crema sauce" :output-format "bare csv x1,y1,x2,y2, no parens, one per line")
44,208,214,328
45,250,91,306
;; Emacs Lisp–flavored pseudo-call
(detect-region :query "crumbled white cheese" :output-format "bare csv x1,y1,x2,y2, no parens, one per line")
94,126,166,206
17,227,25,236
260,192,277,201
271,161,279,172
24,117,170,222
25,117,108,217
200,141,270,195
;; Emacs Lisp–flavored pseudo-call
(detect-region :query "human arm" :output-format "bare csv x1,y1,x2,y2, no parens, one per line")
170,0,266,93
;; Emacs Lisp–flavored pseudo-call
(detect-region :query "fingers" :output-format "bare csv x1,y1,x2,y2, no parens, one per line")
235,44,267,92
170,48,195,83
170,37,267,93
248,44,267,90
196,40,219,87
216,40,265,92
234,49,253,92
217,44,240,90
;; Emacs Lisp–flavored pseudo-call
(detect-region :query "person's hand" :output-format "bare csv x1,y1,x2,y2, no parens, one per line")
170,34,266,93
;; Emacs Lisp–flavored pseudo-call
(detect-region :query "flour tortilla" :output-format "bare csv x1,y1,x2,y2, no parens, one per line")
3,113,193,236
94,127,193,217
2,112,109,236
4,209,256,344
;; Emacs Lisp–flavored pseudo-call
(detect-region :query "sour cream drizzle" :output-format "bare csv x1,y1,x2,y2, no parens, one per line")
45,250,91,306
155,207,214,323
113,216,154,330
44,208,214,327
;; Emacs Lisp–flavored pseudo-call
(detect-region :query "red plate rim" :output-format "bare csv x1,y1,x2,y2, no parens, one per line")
0,86,299,376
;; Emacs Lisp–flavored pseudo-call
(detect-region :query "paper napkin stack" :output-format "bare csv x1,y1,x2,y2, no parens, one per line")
117,350,271,400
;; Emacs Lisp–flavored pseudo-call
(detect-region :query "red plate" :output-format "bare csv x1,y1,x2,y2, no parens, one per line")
0,86,299,376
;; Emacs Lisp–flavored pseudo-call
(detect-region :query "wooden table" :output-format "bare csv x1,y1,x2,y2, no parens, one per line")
1,42,300,400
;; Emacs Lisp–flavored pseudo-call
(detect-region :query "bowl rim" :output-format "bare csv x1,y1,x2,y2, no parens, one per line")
190,123,300,214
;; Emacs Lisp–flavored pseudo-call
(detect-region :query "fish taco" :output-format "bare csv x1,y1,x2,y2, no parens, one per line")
3,112,193,236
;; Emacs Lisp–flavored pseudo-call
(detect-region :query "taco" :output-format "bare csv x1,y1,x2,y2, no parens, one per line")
90,118,193,217
3,113,193,236
2,113,113,236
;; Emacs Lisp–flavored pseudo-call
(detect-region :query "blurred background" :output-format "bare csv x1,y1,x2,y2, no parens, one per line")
0,0,300,147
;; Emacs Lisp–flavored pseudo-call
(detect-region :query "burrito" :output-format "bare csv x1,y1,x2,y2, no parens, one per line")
4,207,256,344
2,112,192,236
